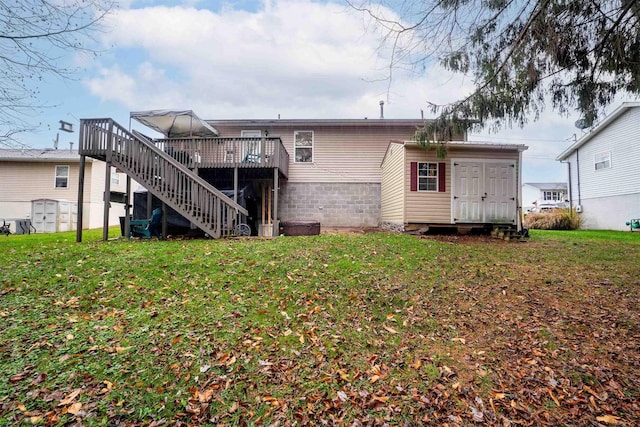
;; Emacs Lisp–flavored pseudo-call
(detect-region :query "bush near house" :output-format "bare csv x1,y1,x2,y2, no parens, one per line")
524,208,583,230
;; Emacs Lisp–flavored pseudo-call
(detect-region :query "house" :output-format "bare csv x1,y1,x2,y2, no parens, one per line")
556,102,640,230
0,149,131,233
522,182,568,212
76,110,527,240
380,141,527,232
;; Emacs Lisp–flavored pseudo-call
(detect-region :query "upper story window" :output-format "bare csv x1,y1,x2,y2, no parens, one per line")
55,165,69,188
241,130,262,137
543,191,563,201
111,169,120,185
594,151,611,170
418,162,438,191
294,130,313,163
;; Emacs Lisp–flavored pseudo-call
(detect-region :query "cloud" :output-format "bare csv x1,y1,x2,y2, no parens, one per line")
85,0,470,119
83,0,634,182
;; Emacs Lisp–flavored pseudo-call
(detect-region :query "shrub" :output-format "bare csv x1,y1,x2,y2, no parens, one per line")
524,208,583,230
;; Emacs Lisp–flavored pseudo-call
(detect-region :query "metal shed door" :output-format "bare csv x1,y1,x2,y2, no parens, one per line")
453,161,516,224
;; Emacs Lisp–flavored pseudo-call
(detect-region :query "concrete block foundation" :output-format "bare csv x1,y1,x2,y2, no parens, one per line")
278,182,381,227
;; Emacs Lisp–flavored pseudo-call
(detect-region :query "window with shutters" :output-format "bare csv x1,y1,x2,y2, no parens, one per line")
418,162,438,192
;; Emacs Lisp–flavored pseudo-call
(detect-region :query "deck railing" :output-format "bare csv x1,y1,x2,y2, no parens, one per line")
79,118,248,238
155,137,289,177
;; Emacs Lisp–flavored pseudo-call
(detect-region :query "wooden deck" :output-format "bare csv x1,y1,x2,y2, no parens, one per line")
156,137,289,178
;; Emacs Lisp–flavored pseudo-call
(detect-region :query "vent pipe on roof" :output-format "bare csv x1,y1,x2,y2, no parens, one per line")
70,142,74,152
379,100,385,119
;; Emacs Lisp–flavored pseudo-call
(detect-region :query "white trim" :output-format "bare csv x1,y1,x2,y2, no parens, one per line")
450,158,517,224
594,150,611,170
556,102,640,160
417,161,438,192
293,130,314,163
240,130,262,137
54,165,70,189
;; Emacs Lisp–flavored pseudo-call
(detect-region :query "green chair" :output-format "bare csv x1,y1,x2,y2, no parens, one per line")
130,208,163,238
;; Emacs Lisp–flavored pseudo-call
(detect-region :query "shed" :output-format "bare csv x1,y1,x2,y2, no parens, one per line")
380,140,528,233
31,199,77,233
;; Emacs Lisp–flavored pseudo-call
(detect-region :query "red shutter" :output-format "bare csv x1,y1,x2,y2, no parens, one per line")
410,162,417,191
438,162,446,192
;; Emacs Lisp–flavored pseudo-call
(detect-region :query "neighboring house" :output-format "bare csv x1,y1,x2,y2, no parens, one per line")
522,182,568,212
556,102,640,230
77,111,527,239
380,141,527,232
0,149,131,232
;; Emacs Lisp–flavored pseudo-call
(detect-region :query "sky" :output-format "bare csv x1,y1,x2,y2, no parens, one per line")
16,0,636,184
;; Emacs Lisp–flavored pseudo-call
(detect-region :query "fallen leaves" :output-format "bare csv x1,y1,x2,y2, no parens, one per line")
1,233,639,426
597,414,622,424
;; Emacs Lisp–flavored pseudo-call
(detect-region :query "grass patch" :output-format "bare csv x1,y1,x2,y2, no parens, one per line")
0,229,639,425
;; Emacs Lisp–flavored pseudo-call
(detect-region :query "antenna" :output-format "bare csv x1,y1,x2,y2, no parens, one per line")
574,118,592,129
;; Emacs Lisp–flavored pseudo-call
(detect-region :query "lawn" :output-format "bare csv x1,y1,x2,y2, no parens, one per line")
1,229,639,426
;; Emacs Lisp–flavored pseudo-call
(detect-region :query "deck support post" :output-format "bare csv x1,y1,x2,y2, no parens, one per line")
273,168,279,237
124,175,132,239
102,120,113,241
146,191,152,218
233,167,238,205
76,154,86,242
162,202,168,239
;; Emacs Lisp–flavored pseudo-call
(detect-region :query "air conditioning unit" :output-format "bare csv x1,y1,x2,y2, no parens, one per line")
575,205,583,213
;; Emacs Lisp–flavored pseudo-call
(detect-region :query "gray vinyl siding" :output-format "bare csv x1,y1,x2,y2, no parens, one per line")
573,107,640,199
380,143,405,223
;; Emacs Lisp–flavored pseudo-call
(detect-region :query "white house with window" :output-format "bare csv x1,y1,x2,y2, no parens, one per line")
0,149,132,232
522,182,568,212
556,102,640,230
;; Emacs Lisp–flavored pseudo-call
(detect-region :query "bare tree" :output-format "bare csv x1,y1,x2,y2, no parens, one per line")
0,0,115,148
351,0,640,147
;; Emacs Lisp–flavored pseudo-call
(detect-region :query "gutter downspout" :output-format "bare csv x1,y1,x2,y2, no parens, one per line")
576,148,582,206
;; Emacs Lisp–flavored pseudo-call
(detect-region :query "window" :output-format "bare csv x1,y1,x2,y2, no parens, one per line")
55,165,69,188
418,162,438,191
111,168,120,185
294,130,313,163
594,151,611,170
241,130,261,137
241,130,262,162
543,191,564,201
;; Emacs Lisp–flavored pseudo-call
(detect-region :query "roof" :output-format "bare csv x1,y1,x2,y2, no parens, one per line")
0,149,91,162
556,102,640,160
206,118,426,127
380,139,528,166
523,182,567,190
404,140,528,151
131,110,219,138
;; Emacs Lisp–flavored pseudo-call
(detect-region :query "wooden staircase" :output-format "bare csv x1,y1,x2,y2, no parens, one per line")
79,118,248,238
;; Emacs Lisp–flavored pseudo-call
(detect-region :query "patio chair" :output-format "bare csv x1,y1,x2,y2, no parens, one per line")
130,208,163,238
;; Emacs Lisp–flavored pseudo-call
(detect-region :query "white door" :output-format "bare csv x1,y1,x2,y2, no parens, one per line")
484,163,516,223
453,162,483,222
452,161,516,224
31,200,58,233
240,130,262,162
